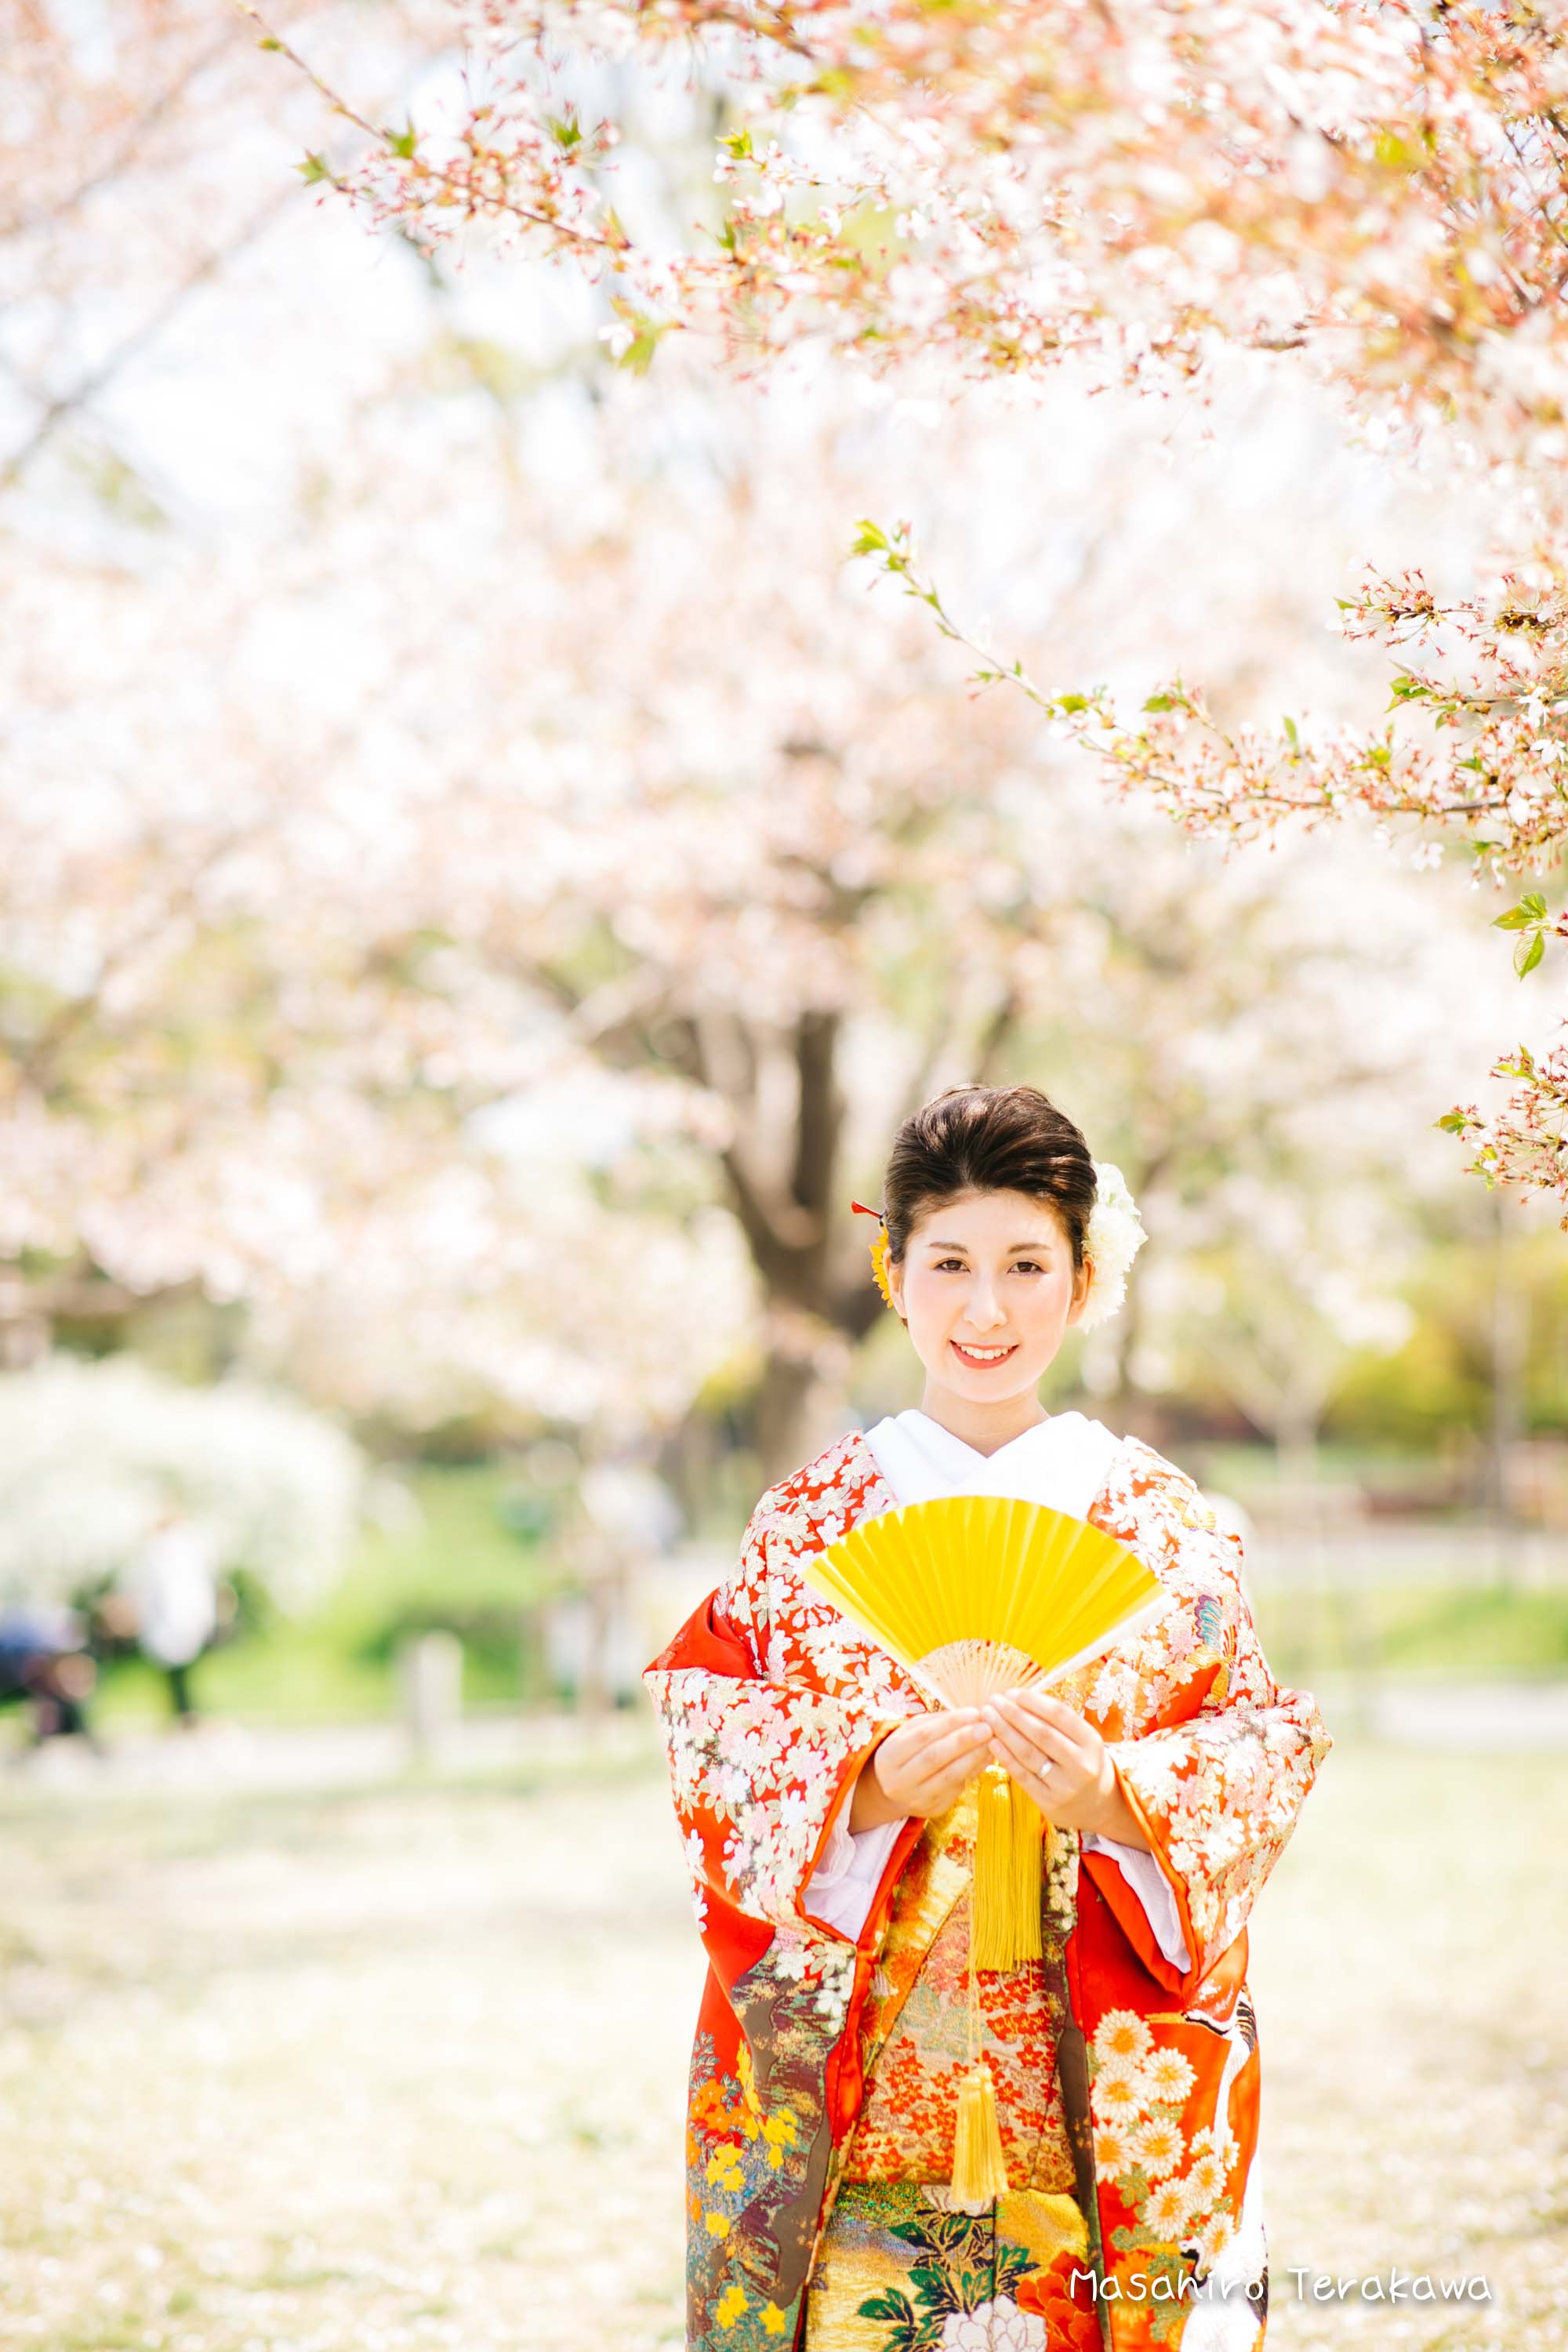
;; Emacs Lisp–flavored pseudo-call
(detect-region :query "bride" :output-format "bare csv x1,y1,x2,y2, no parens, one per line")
646,1083,1330,2352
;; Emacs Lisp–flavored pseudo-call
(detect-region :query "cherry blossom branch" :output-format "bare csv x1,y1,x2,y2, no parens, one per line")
1440,1042,1568,1229
852,516,1568,1216
240,5,630,260
850,519,1523,845
244,0,1568,443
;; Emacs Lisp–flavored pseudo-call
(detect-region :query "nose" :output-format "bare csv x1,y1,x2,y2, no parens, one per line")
964,1279,1006,1334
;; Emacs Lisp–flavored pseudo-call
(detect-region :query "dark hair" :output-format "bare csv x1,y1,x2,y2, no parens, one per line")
881,1085,1098,1269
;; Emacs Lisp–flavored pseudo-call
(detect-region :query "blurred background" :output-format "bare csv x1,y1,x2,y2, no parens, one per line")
2,6,1564,2350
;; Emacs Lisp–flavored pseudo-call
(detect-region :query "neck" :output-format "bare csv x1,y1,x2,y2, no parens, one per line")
916,1378,1049,1456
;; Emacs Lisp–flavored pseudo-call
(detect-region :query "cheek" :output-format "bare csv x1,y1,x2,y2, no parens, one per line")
1020,1271,1076,1326
900,1273,942,1330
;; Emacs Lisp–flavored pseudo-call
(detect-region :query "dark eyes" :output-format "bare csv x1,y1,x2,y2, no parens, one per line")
933,1258,1047,1274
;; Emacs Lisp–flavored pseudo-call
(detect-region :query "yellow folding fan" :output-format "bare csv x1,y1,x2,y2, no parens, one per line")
801,1494,1163,2207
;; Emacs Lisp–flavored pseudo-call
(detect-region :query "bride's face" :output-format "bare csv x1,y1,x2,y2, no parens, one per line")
886,1187,1090,1403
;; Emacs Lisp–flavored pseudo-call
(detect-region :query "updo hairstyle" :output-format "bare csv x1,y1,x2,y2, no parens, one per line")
881,1085,1098,1272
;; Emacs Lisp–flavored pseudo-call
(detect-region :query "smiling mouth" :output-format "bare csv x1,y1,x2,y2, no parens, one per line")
949,1340,1018,1369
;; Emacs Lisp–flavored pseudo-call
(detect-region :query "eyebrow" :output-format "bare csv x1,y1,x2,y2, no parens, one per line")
923,1237,1058,1252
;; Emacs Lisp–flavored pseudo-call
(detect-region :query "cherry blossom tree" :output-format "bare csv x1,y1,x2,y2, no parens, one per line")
251,0,1568,1213
10,339,1519,1468
1,0,750,1439
0,0,1537,1482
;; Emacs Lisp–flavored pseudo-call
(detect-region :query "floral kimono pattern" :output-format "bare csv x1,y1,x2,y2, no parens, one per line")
644,1429,1330,2352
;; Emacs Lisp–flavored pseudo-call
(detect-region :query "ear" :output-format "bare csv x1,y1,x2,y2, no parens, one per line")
886,1254,908,1323
1065,1255,1093,1325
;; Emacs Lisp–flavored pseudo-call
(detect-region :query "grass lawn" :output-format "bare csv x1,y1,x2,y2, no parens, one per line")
80,1461,1568,1738
1253,1579,1568,1682
0,1736,1563,2350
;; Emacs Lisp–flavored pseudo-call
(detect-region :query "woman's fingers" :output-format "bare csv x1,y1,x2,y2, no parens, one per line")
905,1726,990,1789
885,1718,971,1769
983,1715,1050,1781
1004,1687,1082,1735
880,1710,991,1809
988,1693,1085,1766
982,1703,1050,1769
915,1759,991,1813
882,1699,1105,1818
921,1715,993,1764
986,1700,1098,1798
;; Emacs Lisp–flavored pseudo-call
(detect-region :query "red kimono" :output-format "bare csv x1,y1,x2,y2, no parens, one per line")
644,1428,1330,2352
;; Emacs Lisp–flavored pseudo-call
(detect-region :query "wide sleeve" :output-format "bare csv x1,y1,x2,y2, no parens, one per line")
1080,1832,1191,1972
803,1813,909,1940
1083,1458,1331,1998
643,1504,916,1946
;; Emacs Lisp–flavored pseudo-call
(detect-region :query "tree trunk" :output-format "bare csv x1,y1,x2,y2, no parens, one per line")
753,1322,857,1487
1488,1189,1526,1577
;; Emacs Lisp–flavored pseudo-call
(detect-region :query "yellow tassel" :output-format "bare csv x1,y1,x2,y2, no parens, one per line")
971,1762,1044,1970
951,2063,1010,2207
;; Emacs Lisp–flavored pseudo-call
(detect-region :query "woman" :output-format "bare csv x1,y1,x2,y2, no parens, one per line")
646,1086,1330,2352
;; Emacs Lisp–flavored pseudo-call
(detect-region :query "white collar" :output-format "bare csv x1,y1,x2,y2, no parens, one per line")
862,1406,1123,1522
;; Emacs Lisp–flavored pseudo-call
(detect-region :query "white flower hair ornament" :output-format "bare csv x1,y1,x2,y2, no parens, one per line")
1076,1160,1148,1330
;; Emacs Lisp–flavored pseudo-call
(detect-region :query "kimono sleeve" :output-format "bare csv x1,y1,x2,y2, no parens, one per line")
1087,1465,1331,1998
643,1503,909,1943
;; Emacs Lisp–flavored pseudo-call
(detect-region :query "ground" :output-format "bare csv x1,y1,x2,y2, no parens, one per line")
0,1731,1563,2352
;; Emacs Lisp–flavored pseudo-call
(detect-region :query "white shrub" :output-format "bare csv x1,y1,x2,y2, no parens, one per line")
0,1356,363,1611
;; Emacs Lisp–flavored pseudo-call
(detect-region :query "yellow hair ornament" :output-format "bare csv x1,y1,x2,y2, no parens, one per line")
851,1200,895,1308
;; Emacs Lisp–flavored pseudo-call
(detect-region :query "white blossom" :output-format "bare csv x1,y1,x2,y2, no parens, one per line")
1077,1160,1149,1331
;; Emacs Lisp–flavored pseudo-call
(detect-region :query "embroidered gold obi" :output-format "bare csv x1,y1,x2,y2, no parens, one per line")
843,1788,1080,2194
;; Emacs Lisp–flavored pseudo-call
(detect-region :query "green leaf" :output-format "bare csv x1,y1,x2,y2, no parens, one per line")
1436,1111,1471,1134
547,113,583,151
1515,927,1546,978
890,2214,976,2256
1494,895,1547,930
1054,692,1091,716
257,35,282,49
1142,691,1175,713
387,122,418,159
608,310,668,376
850,519,892,558
296,153,330,185
721,125,754,161
1282,714,1299,747
1374,127,1427,172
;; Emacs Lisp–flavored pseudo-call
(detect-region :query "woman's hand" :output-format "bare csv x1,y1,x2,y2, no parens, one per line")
982,1687,1151,1849
848,1708,993,1831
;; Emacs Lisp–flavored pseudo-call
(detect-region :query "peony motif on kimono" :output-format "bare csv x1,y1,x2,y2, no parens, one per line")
645,1425,1330,2352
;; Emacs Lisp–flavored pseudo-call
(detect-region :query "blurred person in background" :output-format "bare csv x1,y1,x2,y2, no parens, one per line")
0,1602,101,1753
646,1084,1330,2352
118,1502,221,1730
